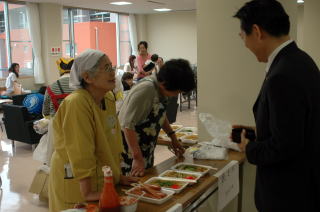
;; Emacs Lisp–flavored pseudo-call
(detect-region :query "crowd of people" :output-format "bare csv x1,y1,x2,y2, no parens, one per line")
3,1,320,211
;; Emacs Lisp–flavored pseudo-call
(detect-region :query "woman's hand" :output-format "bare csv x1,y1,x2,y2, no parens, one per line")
120,175,140,186
171,139,185,157
131,157,145,177
79,177,101,202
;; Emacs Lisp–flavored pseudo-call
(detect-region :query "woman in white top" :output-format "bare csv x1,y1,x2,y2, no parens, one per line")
123,55,138,74
4,63,20,96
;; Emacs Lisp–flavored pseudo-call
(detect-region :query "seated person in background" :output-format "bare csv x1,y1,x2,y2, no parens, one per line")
157,57,164,70
143,60,156,75
42,58,74,118
123,55,137,74
144,54,160,74
2,63,21,96
121,72,134,91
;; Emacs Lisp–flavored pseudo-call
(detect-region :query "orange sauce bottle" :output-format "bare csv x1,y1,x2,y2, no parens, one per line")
99,166,120,212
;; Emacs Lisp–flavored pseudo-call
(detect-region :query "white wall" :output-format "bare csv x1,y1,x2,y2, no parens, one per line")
297,5,304,47
39,3,63,85
145,11,197,64
303,0,320,68
135,14,148,43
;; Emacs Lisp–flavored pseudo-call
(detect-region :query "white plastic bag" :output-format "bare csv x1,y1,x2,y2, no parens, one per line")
33,119,54,164
33,118,50,134
33,133,49,163
199,113,241,152
192,141,228,160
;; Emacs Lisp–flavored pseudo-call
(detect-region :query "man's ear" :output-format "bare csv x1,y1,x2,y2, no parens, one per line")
252,24,263,41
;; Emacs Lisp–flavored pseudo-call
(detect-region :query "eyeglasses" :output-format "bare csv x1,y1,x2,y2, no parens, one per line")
104,64,115,72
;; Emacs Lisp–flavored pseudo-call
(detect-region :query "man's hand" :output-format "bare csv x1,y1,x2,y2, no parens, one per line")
120,175,140,186
232,124,256,132
238,129,249,152
130,157,145,177
171,139,185,157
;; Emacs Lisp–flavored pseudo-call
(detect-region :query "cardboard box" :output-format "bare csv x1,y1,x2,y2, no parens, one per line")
29,169,49,202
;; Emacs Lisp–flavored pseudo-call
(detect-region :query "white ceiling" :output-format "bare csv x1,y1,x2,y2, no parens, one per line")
23,0,196,14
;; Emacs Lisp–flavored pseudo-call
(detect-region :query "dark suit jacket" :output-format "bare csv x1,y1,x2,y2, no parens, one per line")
246,42,320,212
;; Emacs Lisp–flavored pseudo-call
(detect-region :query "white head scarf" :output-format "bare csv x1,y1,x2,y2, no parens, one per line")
69,49,105,89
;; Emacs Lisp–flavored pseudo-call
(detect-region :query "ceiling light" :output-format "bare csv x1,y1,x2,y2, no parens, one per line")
297,0,304,3
154,8,172,12
110,1,132,6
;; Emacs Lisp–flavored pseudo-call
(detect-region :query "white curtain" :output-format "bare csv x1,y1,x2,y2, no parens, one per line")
128,14,138,56
26,2,45,84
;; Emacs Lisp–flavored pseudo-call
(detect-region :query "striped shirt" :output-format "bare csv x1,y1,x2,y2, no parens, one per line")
42,75,74,117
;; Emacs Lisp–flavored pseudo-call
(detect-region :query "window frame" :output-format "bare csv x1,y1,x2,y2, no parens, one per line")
0,1,34,78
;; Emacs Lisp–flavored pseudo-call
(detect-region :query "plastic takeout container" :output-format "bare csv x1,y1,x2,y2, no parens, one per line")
144,177,189,194
158,170,202,184
177,127,198,134
180,134,198,144
126,187,174,205
170,163,213,176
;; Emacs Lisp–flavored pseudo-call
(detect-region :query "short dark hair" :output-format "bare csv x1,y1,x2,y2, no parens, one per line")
122,72,134,81
138,41,148,50
233,0,290,37
151,54,159,62
157,59,195,93
143,62,155,72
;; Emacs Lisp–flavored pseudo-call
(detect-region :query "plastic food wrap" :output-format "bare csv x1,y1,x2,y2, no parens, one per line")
199,113,241,152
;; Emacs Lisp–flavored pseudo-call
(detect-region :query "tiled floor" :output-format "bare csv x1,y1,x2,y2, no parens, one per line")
0,99,197,212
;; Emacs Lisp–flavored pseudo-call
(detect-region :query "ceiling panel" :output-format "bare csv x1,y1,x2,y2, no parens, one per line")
23,0,196,14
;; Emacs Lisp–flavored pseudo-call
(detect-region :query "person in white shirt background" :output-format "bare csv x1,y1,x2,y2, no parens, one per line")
123,55,138,75
3,63,20,96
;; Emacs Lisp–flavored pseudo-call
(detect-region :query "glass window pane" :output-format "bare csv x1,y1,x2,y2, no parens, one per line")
72,9,118,66
8,3,33,76
62,9,70,57
0,2,8,78
119,15,131,66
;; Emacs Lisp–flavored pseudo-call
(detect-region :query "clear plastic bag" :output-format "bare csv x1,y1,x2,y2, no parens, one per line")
199,113,241,152
192,141,228,160
33,118,50,135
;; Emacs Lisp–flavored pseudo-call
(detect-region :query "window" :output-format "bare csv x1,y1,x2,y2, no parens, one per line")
8,3,33,76
63,8,132,67
119,14,131,66
0,2,8,78
62,9,71,57
0,2,33,78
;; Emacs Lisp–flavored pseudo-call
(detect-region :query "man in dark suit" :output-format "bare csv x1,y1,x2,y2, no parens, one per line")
233,0,320,211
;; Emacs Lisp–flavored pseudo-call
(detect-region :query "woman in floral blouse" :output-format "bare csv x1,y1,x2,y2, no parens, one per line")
119,59,196,177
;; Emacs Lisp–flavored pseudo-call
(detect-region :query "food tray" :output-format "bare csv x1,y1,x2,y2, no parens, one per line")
170,124,183,131
177,127,198,134
144,177,189,194
180,134,198,144
158,131,189,141
158,170,202,183
126,187,174,205
170,163,213,176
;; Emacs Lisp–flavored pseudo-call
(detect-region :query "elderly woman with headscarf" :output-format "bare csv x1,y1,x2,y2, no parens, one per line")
48,49,138,212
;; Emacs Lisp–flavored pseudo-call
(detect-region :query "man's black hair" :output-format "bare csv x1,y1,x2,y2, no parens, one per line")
143,62,155,72
233,0,290,37
151,54,159,62
157,59,195,93
122,72,134,81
